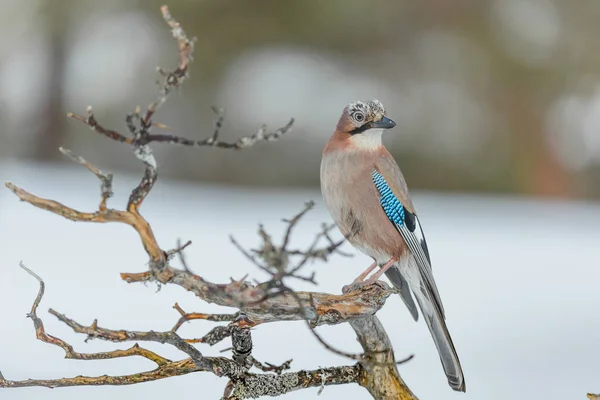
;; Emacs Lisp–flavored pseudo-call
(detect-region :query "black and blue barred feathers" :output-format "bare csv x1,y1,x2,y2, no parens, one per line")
372,169,405,226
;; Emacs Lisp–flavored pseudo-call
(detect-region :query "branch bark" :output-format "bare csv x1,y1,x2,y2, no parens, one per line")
351,316,417,400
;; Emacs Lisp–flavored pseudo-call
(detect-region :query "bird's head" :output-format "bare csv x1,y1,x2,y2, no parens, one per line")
334,100,396,149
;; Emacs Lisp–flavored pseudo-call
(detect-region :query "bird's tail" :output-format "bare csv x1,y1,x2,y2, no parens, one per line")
415,291,466,392
386,265,465,391
385,267,419,321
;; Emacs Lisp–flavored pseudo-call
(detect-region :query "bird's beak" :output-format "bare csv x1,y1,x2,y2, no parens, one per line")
371,116,396,130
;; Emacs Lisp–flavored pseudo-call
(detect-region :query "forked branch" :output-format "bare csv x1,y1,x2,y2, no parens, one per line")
0,264,370,396
1,5,417,400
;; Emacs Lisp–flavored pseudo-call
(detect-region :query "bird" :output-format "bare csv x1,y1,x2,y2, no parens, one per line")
320,99,465,392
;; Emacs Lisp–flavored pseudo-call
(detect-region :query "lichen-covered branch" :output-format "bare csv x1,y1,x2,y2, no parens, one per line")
5,176,395,326
18,262,169,366
133,268,395,327
0,358,201,388
349,311,417,400
0,265,204,389
223,365,362,399
150,107,295,150
1,4,418,399
0,267,374,398
3,177,411,397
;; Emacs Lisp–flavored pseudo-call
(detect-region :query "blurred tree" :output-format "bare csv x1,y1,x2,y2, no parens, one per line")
27,0,70,161
2,0,599,200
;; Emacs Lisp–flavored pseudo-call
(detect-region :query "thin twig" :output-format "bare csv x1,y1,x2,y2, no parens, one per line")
281,201,315,250
14,263,172,366
195,117,295,149
249,357,293,375
171,302,238,332
48,308,209,368
293,289,364,361
166,240,193,260
59,147,114,211
67,106,132,144
141,5,195,130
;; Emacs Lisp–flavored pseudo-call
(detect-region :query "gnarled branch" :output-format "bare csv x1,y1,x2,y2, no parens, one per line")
1,5,417,400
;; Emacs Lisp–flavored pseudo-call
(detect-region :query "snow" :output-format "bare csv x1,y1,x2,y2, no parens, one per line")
1,161,599,400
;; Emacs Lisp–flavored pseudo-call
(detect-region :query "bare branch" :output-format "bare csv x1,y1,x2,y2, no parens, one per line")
171,302,238,333
146,113,295,150
67,6,292,154
282,201,315,249
342,279,417,400
0,358,201,388
248,357,293,375
49,308,204,358
2,5,418,399
16,263,206,368
67,106,132,144
125,266,395,327
223,365,362,399
0,268,377,398
287,223,346,277
189,324,233,345
59,147,113,210
166,240,193,260
4,181,167,274
230,202,349,288
141,5,195,127
31,4,293,276
350,315,418,400
0,264,203,389
194,113,295,149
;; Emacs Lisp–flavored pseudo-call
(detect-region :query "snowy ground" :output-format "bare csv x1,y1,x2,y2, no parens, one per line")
0,161,599,400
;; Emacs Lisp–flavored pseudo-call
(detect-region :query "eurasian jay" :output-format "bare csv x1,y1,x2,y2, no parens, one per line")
320,100,465,392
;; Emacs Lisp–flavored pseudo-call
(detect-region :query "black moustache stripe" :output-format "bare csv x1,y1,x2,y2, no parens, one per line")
349,122,373,135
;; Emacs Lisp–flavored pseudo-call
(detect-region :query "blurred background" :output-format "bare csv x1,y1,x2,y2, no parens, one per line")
1,1,599,400
1,0,600,197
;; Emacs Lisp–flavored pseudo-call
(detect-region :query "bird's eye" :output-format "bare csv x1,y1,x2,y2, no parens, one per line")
354,112,365,123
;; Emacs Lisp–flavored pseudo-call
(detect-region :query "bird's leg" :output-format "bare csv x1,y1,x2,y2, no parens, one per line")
361,257,397,285
351,261,379,284
346,257,397,292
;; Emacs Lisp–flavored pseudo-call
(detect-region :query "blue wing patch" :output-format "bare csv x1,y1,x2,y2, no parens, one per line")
372,168,445,317
371,169,405,226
